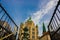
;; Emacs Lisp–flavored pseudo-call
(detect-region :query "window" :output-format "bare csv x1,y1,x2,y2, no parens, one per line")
32,32,35,34
32,36,35,40
32,28,34,31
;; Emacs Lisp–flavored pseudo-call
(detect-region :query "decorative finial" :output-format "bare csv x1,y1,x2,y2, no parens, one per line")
27,17,32,22
29,17,31,20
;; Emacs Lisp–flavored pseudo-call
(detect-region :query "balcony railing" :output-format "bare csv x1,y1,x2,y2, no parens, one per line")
48,0,60,40
0,3,18,40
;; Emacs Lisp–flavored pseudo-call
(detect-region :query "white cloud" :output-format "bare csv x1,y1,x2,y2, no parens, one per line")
32,0,59,25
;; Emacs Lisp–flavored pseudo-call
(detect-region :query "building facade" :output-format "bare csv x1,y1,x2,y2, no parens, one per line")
19,17,38,40
39,32,51,40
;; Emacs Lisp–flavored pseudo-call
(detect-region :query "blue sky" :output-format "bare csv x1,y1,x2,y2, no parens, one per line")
0,0,59,36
